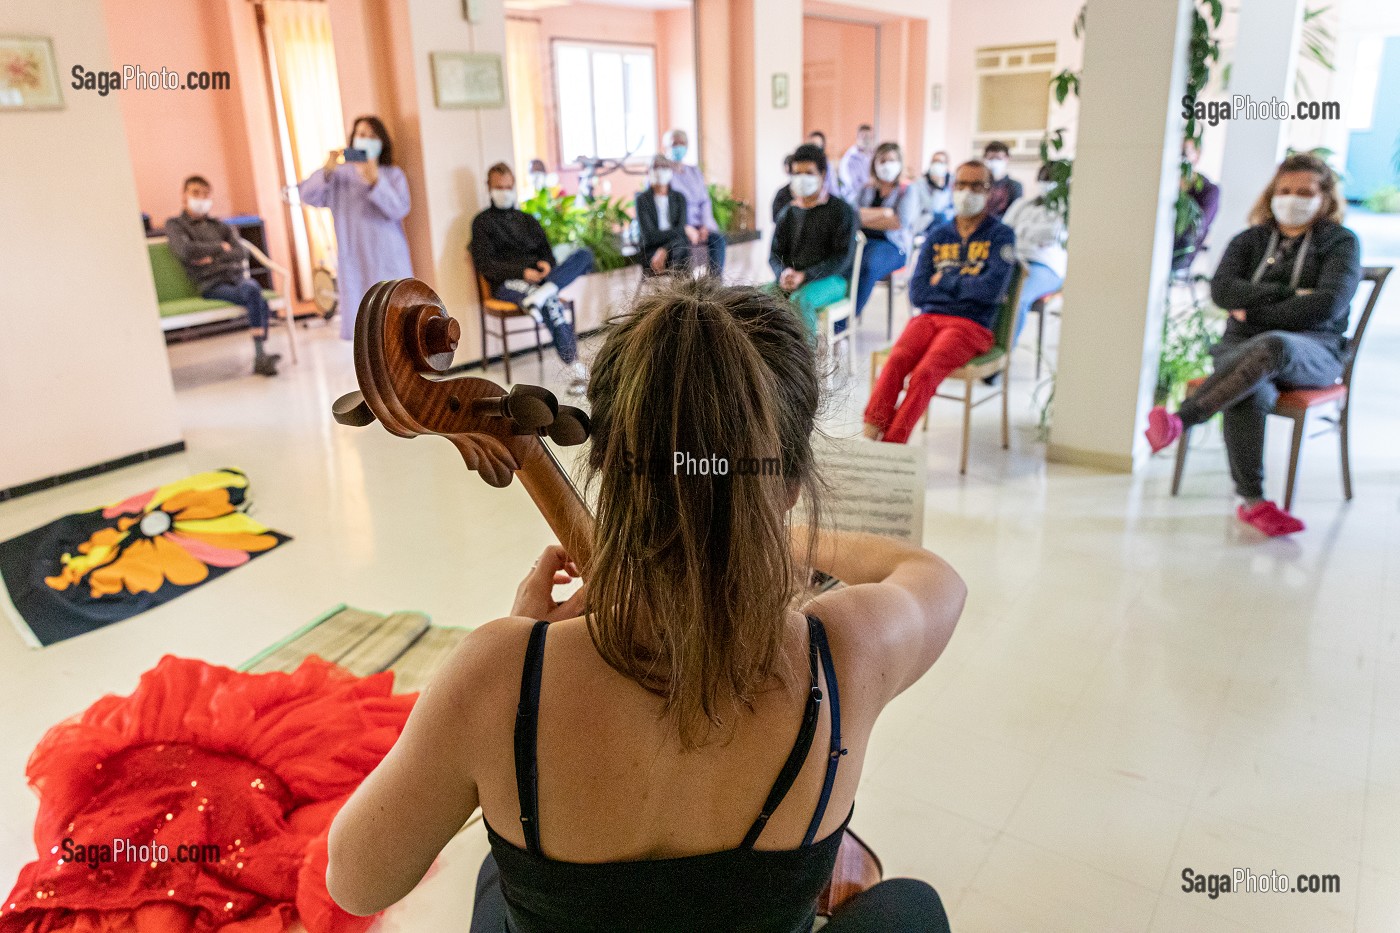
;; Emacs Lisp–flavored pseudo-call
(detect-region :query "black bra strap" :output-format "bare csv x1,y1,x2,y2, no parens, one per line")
740,615,823,850
802,615,845,846
514,620,550,857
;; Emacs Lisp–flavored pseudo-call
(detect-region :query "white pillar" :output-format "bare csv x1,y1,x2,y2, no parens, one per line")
1211,0,1307,250
751,0,804,231
1046,0,1195,472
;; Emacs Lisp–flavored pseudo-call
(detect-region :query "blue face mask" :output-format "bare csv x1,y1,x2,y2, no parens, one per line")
668,144,687,163
352,136,383,162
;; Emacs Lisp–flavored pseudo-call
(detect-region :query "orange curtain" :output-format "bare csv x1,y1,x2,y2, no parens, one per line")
264,0,344,279
506,17,550,188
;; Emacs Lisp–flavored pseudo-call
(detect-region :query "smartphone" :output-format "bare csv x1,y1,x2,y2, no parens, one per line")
343,148,367,163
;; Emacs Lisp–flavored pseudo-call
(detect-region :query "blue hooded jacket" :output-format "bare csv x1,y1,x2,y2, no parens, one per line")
908,215,1017,331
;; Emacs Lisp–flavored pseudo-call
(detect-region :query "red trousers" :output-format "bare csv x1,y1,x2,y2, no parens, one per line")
865,313,994,444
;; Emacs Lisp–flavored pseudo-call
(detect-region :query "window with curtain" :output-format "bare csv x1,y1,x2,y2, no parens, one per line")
553,41,657,164
261,0,346,297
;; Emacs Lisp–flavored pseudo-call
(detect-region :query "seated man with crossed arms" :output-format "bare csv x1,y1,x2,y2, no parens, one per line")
864,160,1016,444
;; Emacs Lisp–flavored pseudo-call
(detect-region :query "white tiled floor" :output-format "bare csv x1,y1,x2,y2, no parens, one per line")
1,250,1398,931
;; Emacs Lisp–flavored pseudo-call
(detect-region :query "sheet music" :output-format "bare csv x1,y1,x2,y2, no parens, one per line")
799,435,926,544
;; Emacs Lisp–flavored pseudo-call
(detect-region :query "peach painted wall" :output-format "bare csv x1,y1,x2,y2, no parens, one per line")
803,17,878,161
102,0,256,227
695,0,734,188
657,7,698,147
1,0,183,489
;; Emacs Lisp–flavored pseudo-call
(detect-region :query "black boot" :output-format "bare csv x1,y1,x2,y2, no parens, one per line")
253,336,280,376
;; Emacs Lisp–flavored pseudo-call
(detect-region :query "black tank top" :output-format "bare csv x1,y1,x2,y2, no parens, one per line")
482,614,849,933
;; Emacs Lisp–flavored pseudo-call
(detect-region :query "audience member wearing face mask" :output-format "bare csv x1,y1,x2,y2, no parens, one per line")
1173,138,1221,272
469,162,595,394
838,123,876,203
806,130,842,198
1146,154,1362,537
1001,164,1069,349
980,141,1023,220
299,115,414,340
659,128,727,273
852,142,920,320
164,175,282,376
635,156,692,277
865,161,1017,444
910,151,955,235
767,143,858,335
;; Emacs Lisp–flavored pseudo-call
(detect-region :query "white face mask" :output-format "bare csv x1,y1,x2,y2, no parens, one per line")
1271,194,1322,227
1037,180,1057,198
490,188,517,210
790,173,822,199
928,163,948,182
529,172,548,191
952,189,987,218
985,158,1008,180
186,198,213,216
875,161,902,183
650,168,674,188
352,136,383,162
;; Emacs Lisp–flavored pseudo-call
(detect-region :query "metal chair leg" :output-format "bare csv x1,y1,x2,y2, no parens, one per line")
1339,402,1352,500
501,325,512,385
1170,423,1192,496
479,306,489,372
1035,300,1046,381
886,277,895,341
960,376,973,475
1283,412,1306,512
1000,367,1010,450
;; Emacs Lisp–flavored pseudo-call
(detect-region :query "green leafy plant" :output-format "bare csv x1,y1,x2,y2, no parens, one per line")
521,189,632,272
1156,278,1224,405
1365,184,1400,213
707,183,749,234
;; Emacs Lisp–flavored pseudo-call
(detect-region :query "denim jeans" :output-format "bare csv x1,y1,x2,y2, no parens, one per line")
855,238,907,317
1013,261,1064,346
203,279,271,336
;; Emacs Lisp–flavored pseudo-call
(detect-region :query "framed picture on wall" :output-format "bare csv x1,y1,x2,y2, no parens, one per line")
772,73,790,109
0,36,64,110
431,51,505,109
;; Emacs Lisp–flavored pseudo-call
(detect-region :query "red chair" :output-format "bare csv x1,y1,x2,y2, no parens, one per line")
475,271,575,385
1171,265,1390,510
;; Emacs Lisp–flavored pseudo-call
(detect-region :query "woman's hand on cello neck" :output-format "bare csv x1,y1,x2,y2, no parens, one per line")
512,545,587,622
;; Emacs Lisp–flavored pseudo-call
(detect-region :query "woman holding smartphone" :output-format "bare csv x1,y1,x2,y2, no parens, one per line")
299,115,414,340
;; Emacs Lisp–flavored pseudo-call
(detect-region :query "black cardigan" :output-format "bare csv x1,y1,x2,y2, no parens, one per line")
1210,220,1361,350
635,189,689,256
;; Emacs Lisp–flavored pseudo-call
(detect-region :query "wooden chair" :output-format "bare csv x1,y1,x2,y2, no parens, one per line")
815,231,866,374
1171,265,1391,510
868,263,1026,474
474,271,575,385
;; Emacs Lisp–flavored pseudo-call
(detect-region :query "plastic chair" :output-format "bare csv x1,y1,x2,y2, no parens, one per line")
868,263,1026,474
1170,265,1391,510
474,271,575,385
815,231,866,374
1029,289,1062,379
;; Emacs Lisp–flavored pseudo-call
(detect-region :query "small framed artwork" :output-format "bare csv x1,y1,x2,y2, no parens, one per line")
0,35,64,111
772,73,790,109
431,51,505,109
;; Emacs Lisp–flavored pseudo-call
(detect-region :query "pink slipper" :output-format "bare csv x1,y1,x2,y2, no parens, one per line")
1237,500,1305,537
1145,406,1183,453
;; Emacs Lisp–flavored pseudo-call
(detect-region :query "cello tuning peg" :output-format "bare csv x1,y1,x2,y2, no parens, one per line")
332,391,377,427
546,406,591,447
472,383,558,431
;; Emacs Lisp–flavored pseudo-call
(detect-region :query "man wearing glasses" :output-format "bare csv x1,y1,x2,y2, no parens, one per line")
864,161,1017,443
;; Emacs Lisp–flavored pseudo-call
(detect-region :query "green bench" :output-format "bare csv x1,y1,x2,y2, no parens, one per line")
148,238,298,362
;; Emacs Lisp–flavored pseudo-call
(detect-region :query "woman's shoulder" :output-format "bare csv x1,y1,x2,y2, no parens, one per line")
429,616,541,707
1314,220,1359,250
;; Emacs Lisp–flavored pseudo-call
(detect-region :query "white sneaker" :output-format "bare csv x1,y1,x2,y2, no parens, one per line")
566,360,589,396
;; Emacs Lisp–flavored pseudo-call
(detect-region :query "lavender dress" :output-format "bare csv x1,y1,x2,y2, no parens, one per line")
298,163,414,339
